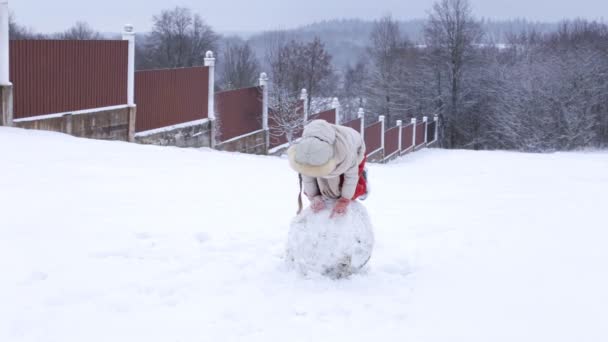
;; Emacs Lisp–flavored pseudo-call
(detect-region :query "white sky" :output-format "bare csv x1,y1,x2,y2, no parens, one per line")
9,0,608,34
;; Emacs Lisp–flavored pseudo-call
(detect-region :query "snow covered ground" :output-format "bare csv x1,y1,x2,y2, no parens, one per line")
1,126,607,342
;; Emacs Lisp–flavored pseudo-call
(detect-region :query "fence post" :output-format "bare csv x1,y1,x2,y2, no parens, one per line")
379,115,385,150
204,51,216,120
411,117,417,149
397,119,403,153
423,116,428,145
331,97,340,124
0,0,8,85
358,108,365,139
204,51,216,147
122,24,136,141
259,72,269,153
122,25,135,106
434,115,439,144
300,89,308,122
0,0,12,127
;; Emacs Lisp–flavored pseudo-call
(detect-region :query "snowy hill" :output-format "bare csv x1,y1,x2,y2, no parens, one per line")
1,127,607,342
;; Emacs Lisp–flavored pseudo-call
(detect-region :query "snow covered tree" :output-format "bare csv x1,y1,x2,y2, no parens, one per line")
218,38,260,90
265,34,335,112
57,22,102,40
8,13,43,39
300,37,335,110
424,0,483,148
340,61,368,121
268,88,306,145
363,15,409,125
143,7,219,69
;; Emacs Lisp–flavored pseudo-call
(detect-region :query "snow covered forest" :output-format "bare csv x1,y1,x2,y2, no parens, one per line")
9,0,608,151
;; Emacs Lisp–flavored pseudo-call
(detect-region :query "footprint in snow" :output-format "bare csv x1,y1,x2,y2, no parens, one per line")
194,232,210,244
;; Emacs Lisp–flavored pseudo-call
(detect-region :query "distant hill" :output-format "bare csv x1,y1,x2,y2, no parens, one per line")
239,18,558,72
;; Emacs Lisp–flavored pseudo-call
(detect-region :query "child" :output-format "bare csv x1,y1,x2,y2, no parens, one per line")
288,119,367,217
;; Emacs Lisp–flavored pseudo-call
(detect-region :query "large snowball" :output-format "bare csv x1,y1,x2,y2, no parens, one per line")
286,200,374,278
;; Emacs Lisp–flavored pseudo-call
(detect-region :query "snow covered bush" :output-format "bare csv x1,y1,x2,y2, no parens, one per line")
286,199,374,279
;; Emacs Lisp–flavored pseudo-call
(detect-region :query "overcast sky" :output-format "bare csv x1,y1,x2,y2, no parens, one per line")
9,0,608,34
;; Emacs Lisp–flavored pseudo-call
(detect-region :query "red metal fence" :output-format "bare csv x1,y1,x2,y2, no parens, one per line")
135,67,208,132
402,123,414,151
10,40,128,119
216,86,263,141
384,126,400,157
342,118,361,133
364,122,382,155
427,120,437,143
415,122,426,147
309,109,336,124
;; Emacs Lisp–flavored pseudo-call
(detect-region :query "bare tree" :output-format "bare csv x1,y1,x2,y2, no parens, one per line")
424,0,483,147
265,34,334,109
340,61,368,121
218,38,260,90
9,13,43,39
143,7,219,69
268,88,306,145
364,15,409,125
486,23,608,151
300,37,334,110
57,22,102,40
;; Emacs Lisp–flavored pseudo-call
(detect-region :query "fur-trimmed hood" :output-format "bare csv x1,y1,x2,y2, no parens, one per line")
288,120,365,179
288,120,337,177
288,144,337,177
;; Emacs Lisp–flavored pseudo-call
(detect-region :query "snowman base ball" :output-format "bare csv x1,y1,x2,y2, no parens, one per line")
286,199,374,279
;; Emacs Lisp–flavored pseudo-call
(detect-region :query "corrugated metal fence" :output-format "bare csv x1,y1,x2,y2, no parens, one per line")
342,118,361,133
9,40,128,119
215,86,263,141
135,67,209,132
309,109,336,124
384,126,400,157
365,122,382,155
415,122,426,147
402,123,415,151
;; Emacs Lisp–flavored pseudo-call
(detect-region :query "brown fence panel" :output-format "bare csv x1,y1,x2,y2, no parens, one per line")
427,120,437,142
364,122,382,154
309,109,336,124
135,67,208,132
384,126,400,157
10,40,128,119
402,123,414,151
216,86,263,141
342,118,361,133
415,122,426,147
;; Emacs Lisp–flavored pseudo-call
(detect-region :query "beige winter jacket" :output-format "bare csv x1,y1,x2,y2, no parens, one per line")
299,122,366,200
